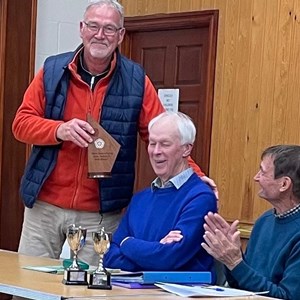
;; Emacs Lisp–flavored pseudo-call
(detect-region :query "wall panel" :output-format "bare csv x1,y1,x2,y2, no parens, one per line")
121,0,300,232
288,1,300,143
0,0,37,252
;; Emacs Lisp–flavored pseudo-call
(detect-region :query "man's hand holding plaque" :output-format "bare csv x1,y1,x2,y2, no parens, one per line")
87,114,120,178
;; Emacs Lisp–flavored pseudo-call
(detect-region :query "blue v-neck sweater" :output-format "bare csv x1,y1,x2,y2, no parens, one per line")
104,173,217,273
227,209,300,300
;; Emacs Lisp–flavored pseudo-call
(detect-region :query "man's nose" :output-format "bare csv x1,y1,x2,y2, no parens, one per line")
153,144,161,154
94,27,106,37
253,171,260,181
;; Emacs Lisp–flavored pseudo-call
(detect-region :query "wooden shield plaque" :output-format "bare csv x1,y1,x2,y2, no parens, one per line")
87,114,120,178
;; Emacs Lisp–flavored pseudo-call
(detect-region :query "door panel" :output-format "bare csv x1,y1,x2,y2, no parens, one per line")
0,0,36,250
121,11,218,191
0,3,37,300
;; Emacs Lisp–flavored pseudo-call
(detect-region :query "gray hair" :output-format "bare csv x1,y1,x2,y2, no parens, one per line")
148,112,196,145
262,144,300,200
84,0,124,27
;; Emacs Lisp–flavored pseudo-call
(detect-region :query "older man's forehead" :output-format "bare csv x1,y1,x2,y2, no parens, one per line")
261,155,275,171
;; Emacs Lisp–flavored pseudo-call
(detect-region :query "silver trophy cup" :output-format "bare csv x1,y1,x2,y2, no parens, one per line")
62,224,88,285
88,227,112,289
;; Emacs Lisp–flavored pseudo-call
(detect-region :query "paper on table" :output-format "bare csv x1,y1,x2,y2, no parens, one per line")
23,265,65,274
155,283,269,297
23,265,102,275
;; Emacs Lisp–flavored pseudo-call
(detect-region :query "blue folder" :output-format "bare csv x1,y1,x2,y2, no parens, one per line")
112,281,158,289
111,271,212,285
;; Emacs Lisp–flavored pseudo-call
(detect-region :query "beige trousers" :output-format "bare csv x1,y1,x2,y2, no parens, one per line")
18,200,122,267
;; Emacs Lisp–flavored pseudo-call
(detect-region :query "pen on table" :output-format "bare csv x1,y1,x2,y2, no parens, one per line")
201,286,225,291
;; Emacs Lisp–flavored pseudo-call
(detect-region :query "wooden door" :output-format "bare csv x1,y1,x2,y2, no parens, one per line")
0,2,37,298
0,1,36,297
121,11,218,191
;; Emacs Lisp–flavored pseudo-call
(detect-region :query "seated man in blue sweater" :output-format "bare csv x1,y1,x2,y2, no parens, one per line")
201,144,300,299
104,111,217,273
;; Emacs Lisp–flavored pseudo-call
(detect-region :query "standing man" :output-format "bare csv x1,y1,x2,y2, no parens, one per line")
12,0,216,266
104,112,217,273
202,145,300,299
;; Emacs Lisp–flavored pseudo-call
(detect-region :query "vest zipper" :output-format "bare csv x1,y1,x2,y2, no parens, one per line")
90,76,95,90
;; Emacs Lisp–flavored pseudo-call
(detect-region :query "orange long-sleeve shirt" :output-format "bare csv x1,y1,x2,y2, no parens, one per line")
12,51,204,212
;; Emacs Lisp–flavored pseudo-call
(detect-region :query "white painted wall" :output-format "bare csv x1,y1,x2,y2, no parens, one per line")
35,0,90,72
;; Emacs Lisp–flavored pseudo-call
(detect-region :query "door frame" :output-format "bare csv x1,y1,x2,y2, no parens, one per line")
120,10,219,175
0,0,37,253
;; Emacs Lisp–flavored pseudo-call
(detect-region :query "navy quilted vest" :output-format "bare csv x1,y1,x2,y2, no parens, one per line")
20,48,145,212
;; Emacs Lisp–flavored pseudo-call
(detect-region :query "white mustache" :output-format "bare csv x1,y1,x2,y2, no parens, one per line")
91,40,108,47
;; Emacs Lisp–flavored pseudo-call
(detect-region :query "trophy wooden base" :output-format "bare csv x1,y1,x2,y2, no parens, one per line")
88,172,111,179
62,269,88,285
88,270,112,290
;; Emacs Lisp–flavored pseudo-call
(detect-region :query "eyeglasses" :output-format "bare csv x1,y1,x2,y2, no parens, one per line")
83,21,122,36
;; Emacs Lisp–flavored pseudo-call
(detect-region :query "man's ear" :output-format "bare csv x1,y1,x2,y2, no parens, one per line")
279,176,292,192
182,144,193,158
118,28,126,45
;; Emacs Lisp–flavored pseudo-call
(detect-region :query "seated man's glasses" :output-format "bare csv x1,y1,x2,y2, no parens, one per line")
83,21,122,36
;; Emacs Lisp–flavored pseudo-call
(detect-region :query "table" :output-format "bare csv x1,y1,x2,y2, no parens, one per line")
0,250,277,300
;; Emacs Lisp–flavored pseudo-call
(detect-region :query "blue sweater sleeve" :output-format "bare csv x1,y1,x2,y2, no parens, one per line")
104,188,216,271
225,213,300,300
120,194,215,270
103,207,141,271
227,242,300,300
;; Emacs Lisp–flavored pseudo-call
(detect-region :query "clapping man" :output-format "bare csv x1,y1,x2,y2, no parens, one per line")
202,145,300,299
